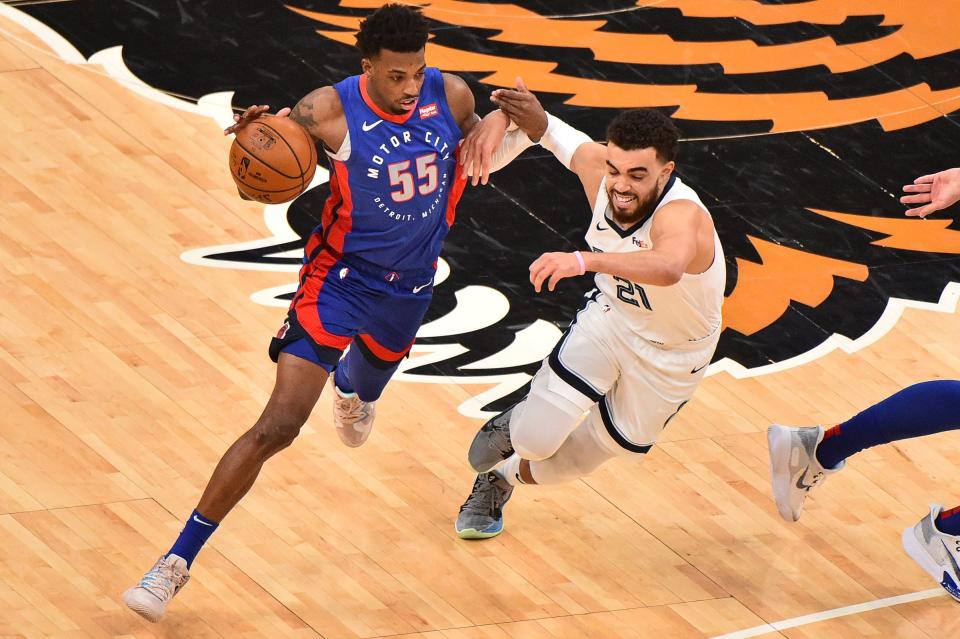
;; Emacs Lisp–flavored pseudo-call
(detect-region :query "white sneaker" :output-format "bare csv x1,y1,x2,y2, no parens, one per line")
902,504,960,602
767,424,844,522
122,554,190,622
333,384,376,447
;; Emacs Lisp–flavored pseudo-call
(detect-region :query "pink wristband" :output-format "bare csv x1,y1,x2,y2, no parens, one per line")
573,250,586,276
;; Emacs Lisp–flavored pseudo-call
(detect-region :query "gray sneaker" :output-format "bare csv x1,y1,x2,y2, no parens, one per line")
455,472,514,539
902,504,960,602
122,554,190,622
467,406,517,473
767,424,844,522
333,385,376,448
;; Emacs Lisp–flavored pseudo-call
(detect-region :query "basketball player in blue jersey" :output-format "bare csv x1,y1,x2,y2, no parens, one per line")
768,166,960,601
123,4,483,622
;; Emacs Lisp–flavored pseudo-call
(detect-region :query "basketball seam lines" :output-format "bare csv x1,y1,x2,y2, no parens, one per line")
233,130,303,182
233,136,299,180
256,120,310,193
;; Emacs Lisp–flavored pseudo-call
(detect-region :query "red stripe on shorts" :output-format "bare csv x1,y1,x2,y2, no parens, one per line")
357,333,415,363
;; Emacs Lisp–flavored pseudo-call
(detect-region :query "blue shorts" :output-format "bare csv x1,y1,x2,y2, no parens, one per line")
268,249,435,372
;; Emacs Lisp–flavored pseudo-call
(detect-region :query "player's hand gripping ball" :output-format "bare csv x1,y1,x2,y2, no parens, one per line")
229,115,317,203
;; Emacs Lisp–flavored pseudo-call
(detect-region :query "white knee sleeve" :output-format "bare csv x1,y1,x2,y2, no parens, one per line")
527,420,618,485
509,382,585,461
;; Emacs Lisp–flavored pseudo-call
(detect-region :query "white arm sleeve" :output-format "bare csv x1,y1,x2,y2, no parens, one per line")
486,127,536,173
539,112,592,170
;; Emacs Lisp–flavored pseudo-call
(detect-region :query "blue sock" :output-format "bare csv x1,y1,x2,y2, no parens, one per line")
167,509,219,568
334,360,355,395
815,380,960,469
334,345,400,401
938,505,960,536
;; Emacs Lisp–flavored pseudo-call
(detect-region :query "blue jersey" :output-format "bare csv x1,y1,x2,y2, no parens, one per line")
319,68,465,271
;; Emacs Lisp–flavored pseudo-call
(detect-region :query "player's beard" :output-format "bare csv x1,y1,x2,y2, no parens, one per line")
609,183,661,227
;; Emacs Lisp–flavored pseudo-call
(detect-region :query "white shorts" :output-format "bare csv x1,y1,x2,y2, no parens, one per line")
539,291,718,453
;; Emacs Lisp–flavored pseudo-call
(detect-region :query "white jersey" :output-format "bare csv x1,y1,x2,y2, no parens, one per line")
584,175,725,347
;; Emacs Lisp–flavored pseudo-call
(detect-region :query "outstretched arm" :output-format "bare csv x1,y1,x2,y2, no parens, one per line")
901,168,960,217
528,201,703,292
459,109,536,186
223,88,344,200
493,78,606,207
445,72,528,187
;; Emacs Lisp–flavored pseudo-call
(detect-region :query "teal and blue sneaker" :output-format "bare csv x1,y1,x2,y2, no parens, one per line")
455,472,513,539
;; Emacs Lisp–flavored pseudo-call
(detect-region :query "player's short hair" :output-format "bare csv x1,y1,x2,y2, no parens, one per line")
356,4,430,58
606,109,680,163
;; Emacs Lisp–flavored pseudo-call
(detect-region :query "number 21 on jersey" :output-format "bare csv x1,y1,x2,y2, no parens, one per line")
613,276,652,310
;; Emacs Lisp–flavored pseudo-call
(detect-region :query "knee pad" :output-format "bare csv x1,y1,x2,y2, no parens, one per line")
526,420,617,484
510,383,585,461
512,439,554,462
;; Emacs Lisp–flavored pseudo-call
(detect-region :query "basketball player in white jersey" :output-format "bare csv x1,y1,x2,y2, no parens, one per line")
454,80,726,538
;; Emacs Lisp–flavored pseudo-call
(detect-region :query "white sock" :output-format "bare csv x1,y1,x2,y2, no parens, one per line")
334,383,356,398
495,454,524,486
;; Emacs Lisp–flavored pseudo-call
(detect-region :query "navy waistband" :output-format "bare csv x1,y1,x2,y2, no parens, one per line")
337,252,437,282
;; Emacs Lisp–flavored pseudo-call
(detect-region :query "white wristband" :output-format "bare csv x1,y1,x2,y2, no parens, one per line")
539,112,592,170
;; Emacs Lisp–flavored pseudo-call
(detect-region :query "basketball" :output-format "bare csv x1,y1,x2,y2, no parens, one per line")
229,115,317,204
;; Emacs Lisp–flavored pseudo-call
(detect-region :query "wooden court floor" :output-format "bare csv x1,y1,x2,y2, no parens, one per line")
3,5,960,639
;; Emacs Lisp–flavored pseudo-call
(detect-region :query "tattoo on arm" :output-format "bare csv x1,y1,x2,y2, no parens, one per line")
289,93,317,130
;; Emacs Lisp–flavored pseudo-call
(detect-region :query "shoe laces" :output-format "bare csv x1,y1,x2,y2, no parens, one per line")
480,410,514,456
460,473,505,514
336,394,371,425
138,557,188,600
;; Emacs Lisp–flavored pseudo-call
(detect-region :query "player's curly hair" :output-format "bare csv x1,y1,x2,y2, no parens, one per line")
606,109,680,163
356,4,430,58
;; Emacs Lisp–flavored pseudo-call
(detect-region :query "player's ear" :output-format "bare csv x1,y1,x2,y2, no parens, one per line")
662,160,675,179
361,58,373,75
657,161,675,190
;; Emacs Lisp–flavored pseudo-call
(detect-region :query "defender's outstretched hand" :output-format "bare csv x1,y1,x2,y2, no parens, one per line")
901,168,960,217
529,251,584,292
492,77,547,142
460,110,510,186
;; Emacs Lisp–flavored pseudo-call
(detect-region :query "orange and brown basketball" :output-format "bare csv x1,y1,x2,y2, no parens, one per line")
229,115,317,204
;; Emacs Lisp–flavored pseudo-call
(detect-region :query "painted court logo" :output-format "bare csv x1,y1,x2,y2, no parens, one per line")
15,1,960,414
